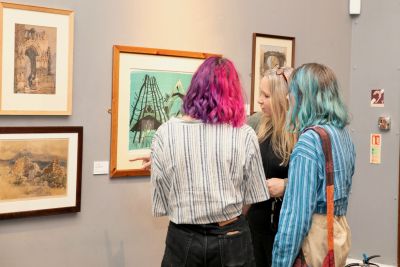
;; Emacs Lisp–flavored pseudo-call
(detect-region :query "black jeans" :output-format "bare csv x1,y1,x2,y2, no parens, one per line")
248,230,275,267
161,215,255,267
246,200,281,267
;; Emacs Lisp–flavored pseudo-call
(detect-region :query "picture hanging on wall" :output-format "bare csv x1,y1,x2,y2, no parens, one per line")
0,2,74,115
251,33,295,113
110,45,219,177
0,127,83,220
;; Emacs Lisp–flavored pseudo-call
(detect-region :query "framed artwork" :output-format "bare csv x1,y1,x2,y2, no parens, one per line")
110,45,218,177
0,127,83,219
251,33,295,113
0,2,74,115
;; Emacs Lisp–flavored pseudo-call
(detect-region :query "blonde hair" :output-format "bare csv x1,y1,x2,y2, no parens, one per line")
257,67,296,166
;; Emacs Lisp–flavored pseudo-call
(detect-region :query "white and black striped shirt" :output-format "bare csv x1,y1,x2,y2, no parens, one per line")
151,118,269,224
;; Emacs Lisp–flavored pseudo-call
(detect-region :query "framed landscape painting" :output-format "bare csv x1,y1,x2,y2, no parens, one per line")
0,127,83,219
251,33,295,113
0,2,74,115
110,45,218,177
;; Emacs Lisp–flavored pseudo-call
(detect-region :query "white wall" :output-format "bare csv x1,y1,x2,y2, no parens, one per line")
347,0,400,265
0,1,352,266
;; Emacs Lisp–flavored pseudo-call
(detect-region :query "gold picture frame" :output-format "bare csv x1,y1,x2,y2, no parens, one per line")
110,45,218,177
0,2,74,115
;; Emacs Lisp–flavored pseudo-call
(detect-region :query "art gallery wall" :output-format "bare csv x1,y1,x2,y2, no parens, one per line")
0,0,353,266
346,0,400,265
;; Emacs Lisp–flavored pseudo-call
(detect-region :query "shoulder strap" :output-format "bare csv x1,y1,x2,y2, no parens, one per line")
303,126,334,252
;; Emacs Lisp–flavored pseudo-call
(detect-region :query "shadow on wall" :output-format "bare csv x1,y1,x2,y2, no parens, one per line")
105,231,125,267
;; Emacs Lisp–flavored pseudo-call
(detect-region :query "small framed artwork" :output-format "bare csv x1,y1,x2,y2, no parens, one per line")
0,2,74,115
0,127,83,220
110,45,218,177
251,33,295,113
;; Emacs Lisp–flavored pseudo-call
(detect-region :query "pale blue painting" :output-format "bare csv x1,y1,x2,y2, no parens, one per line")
129,70,193,150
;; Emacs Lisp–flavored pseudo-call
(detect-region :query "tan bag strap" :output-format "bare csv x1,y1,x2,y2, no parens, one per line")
304,126,334,252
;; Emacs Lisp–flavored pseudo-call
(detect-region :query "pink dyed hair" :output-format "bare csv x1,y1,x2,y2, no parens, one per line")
182,57,246,127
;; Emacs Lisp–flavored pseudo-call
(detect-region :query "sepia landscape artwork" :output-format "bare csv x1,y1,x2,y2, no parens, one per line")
0,139,68,201
128,70,193,150
14,23,57,94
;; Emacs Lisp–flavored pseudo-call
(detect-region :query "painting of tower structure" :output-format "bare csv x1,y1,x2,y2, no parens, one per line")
14,23,57,94
129,70,192,150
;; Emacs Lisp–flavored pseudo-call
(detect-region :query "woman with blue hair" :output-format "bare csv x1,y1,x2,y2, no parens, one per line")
272,63,355,266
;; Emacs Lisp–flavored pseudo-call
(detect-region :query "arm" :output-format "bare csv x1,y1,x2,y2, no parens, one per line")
246,112,262,132
243,129,270,204
150,133,169,217
272,155,318,266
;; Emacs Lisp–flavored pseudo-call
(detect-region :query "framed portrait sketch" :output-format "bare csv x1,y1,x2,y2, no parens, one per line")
0,127,83,220
0,2,74,115
110,45,218,177
251,33,295,113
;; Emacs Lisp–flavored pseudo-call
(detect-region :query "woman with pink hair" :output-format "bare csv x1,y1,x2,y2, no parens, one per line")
151,56,269,267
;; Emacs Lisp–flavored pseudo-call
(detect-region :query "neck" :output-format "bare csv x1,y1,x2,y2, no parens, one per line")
181,115,198,122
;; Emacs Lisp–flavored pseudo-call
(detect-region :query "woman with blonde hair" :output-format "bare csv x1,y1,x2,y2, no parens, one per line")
247,66,296,267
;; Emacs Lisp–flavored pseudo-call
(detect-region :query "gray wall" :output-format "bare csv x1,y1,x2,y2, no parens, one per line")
0,1,352,266
347,0,400,265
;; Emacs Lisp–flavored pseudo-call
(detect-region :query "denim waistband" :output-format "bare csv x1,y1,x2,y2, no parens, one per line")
170,215,247,236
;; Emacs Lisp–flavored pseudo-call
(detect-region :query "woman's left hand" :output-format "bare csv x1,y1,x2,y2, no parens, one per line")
266,178,285,198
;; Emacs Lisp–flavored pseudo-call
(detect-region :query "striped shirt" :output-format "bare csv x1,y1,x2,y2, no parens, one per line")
151,117,270,224
272,125,355,267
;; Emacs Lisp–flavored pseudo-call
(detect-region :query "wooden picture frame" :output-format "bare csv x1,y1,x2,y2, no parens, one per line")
0,2,74,115
110,45,217,177
0,126,83,220
251,33,295,114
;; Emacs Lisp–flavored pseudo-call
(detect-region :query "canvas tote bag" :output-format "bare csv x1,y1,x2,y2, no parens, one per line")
293,126,351,267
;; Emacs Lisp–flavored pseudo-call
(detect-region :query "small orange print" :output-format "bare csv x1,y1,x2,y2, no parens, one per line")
370,134,382,164
372,134,381,145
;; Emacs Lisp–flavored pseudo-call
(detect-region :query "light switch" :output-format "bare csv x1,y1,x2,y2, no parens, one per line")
93,161,109,175
349,0,361,15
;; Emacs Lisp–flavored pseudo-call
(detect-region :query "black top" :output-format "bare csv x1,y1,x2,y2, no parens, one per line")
259,137,288,179
247,136,289,234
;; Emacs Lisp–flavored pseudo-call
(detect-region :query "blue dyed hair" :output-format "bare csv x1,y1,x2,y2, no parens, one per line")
287,63,349,132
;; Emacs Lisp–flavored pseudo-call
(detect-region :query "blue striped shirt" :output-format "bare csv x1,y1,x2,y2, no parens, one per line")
272,125,355,266
151,118,270,224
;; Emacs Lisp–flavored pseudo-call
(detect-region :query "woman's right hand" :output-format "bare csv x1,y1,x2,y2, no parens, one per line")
266,178,286,198
130,156,151,170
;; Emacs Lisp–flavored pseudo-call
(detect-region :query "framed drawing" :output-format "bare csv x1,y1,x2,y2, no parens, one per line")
0,2,74,115
0,127,83,219
251,33,295,113
110,45,218,177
